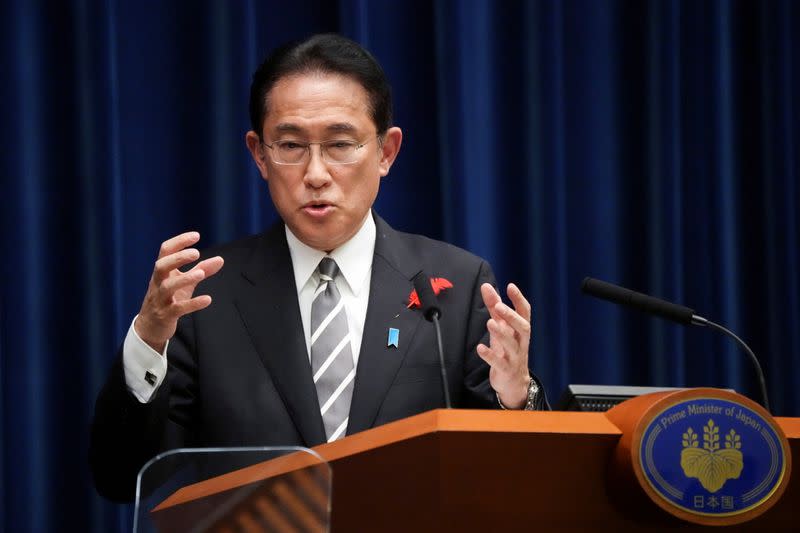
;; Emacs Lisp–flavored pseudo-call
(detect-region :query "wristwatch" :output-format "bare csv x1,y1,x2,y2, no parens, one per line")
496,376,540,411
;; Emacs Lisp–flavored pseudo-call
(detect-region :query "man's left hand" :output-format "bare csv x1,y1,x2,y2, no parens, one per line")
476,283,532,409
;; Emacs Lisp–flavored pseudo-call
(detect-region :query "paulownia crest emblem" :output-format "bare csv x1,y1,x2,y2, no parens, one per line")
680,419,743,493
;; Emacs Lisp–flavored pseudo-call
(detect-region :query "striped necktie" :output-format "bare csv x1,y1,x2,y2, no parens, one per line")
310,257,355,442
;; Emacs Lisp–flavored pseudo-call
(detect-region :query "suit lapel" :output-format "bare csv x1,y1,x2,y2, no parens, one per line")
234,224,326,447
347,214,423,435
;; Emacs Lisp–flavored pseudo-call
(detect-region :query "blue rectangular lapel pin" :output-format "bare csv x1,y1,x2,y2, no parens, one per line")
387,327,399,348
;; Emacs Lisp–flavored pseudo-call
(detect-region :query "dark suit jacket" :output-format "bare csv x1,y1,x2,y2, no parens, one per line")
90,212,543,501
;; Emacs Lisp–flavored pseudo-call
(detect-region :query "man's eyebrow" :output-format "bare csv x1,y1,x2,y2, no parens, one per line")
273,123,358,134
325,123,357,133
274,123,304,133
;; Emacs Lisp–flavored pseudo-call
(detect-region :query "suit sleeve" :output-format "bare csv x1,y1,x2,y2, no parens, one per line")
89,314,199,502
459,260,498,408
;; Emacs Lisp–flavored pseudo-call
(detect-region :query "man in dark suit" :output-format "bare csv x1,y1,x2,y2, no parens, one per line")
90,34,545,502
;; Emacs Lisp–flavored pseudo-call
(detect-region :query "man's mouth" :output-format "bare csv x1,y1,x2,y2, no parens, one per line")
303,202,334,217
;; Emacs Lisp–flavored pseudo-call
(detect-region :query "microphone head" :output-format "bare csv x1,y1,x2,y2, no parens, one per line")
413,271,442,321
581,277,695,325
581,277,630,303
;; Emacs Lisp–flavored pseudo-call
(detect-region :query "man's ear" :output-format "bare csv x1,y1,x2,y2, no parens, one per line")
378,127,403,177
245,130,269,181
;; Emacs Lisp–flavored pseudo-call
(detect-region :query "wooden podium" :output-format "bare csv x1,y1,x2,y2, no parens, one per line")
151,395,798,531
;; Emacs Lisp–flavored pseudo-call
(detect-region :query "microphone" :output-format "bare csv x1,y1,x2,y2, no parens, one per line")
581,277,770,412
413,271,442,321
413,271,451,408
581,277,698,325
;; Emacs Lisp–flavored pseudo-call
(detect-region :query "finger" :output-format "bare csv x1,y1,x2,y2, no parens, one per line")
480,283,503,319
478,342,515,378
157,231,201,260
153,248,201,282
190,255,224,278
487,318,520,361
161,268,206,295
486,317,506,350
160,256,224,300
506,283,532,322
491,301,531,340
476,343,502,366
172,294,213,317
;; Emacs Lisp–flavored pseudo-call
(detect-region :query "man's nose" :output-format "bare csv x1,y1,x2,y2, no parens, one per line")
303,145,332,188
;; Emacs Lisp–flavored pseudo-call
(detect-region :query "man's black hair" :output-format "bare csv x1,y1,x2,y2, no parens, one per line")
249,34,393,137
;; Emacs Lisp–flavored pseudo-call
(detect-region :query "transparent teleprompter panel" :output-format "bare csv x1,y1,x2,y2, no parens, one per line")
134,447,331,533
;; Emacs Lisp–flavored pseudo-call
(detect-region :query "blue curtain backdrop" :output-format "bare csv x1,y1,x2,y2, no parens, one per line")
2,0,798,530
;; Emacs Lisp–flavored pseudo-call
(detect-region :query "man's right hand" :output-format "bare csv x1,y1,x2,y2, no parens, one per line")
134,231,224,353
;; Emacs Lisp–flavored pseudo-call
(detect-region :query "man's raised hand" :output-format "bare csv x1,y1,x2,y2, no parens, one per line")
134,232,224,353
476,283,532,409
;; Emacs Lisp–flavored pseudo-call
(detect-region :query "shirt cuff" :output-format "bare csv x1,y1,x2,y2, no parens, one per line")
122,315,169,403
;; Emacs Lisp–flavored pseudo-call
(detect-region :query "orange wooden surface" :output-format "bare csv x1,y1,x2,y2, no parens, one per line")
154,409,620,511
150,407,800,531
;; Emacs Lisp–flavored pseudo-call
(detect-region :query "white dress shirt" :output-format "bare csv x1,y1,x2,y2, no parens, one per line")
122,213,376,403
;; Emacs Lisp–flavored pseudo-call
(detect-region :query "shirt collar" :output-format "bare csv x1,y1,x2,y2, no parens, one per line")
285,211,376,296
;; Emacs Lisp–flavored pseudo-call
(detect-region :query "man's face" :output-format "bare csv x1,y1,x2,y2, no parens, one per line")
246,73,402,252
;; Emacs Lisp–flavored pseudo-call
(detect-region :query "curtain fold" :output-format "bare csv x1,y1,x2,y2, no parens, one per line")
2,0,798,530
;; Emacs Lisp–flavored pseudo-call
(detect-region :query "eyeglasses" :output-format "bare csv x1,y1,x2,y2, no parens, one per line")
261,137,377,165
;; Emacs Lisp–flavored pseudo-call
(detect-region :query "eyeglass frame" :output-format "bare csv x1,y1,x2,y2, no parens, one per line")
260,135,381,166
